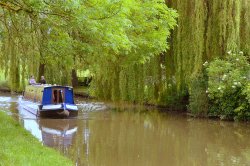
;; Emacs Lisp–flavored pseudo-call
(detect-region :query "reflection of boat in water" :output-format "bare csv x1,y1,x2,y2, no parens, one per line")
21,118,78,154
22,85,78,118
38,119,77,148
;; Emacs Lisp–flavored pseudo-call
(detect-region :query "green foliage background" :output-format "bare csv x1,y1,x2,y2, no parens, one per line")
0,0,249,118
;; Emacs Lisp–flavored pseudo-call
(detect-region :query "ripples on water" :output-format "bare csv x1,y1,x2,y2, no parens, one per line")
0,93,250,166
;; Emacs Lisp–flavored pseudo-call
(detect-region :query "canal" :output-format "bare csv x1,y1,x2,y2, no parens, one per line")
1,93,250,166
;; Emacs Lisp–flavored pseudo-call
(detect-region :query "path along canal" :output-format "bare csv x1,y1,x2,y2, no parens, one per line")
0,92,250,166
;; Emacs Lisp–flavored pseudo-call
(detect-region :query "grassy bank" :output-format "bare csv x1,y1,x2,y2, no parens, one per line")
0,111,73,166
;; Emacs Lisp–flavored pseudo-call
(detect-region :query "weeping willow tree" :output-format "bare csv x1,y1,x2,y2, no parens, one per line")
89,1,177,104
165,0,248,89
92,0,250,108
91,0,249,108
0,1,62,91
162,0,250,111
0,8,40,91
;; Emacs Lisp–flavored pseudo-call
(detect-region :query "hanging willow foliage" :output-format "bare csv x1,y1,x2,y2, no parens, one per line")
0,9,40,92
87,1,178,104
93,0,249,106
163,0,250,108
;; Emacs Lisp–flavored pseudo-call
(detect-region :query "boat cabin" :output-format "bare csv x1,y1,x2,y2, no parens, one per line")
23,85,78,117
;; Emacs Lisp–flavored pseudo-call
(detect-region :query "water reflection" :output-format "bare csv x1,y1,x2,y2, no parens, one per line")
69,110,250,166
0,94,20,117
19,118,78,156
1,93,250,166
39,119,77,153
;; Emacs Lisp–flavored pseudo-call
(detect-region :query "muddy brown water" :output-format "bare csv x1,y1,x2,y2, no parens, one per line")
1,93,250,166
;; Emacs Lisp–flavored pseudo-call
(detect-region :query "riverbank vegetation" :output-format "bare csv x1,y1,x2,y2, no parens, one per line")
0,111,73,165
0,0,249,120
207,52,250,120
189,52,250,120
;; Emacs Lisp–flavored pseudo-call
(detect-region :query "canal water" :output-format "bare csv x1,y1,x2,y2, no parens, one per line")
1,93,250,166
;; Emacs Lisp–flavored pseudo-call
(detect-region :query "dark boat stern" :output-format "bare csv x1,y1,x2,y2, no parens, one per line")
40,103,78,118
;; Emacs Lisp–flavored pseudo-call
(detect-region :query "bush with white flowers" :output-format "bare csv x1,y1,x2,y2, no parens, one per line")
206,51,250,120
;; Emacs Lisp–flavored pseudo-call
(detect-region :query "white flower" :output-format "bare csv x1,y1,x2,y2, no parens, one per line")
227,50,232,55
206,90,209,93
232,85,236,89
236,58,239,61
222,74,227,81
239,51,243,54
203,61,208,66
218,87,221,90
233,82,238,85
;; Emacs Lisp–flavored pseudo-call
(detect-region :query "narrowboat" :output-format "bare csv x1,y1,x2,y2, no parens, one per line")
22,85,78,118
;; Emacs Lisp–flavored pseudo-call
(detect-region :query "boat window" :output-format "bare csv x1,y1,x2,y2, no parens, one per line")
52,89,64,104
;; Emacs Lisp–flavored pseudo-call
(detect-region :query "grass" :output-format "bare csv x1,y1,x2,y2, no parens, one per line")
0,111,73,166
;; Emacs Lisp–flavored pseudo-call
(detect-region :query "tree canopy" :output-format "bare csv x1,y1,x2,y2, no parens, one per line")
0,0,177,94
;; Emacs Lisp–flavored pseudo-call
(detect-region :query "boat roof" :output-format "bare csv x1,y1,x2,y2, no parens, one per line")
44,85,73,89
26,84,73,89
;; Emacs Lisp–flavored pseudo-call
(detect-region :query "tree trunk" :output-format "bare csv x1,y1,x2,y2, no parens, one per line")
71,69,78,87
38,63,45,81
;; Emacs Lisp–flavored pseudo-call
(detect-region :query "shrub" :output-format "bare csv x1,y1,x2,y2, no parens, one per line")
206,51,250,120
188,72,209,116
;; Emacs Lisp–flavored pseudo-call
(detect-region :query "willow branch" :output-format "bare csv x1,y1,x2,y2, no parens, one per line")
0,2,22,12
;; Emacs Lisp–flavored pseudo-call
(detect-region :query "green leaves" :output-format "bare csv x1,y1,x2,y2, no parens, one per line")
0,0,177,102
206,51,250,120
